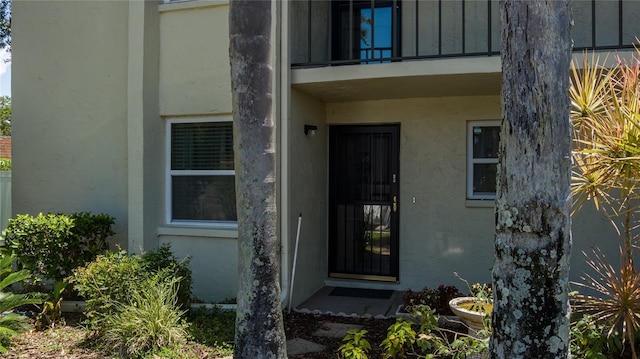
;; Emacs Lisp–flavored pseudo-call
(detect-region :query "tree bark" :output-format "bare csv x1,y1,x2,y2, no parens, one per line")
491,1,572,358
229,0,287,358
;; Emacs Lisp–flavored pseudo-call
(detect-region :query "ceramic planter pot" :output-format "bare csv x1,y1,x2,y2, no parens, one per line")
448,297,490,331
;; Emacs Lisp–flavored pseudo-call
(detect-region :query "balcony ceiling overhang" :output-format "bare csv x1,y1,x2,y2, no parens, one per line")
290,50,636,103
291,56,502,102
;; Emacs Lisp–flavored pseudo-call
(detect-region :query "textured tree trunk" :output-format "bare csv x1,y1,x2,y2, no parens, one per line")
229,0,287,358
491,1,572,358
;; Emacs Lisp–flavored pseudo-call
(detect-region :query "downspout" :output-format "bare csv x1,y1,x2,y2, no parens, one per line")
278,0,292,307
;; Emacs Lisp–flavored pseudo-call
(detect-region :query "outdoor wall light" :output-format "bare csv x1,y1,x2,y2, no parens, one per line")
304,124,318,137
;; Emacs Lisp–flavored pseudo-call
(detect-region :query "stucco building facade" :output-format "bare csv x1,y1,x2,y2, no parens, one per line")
12,0,640,305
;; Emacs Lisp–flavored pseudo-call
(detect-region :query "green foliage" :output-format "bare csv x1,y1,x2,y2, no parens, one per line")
0,253,46,353
141,243,192,309
0,96,9,136
71,246,192,329
0,158,9,171
3,212,114,282
71,250,143,327
570,314,621,359
35,280,67,330
381,319,416,358
338,329,371,359
0,1,9,53
101,276,188,358
339,306,489,359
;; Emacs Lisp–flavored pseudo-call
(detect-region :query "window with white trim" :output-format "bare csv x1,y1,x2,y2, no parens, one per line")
467,121,500,200
166,118,237,225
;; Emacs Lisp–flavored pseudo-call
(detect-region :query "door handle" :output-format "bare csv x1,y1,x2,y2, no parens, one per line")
393,195,397,213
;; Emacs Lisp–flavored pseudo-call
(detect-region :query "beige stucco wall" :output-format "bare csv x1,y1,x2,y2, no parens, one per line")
159,2,232,116
12,0,130,246
157,2,238,302
287,89,328,305
306,95,619,291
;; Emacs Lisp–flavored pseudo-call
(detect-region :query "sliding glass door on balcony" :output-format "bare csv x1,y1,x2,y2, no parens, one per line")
331,0,400,63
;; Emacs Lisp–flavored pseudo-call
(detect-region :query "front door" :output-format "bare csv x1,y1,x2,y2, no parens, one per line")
329,125,399,282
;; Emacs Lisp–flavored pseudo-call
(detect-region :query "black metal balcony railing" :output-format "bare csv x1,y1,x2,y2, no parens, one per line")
291,0,640,68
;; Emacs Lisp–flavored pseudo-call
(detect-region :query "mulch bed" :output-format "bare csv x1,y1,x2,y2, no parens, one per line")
5,311,396,358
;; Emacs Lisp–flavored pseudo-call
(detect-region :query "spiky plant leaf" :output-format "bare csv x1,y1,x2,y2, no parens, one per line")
572,247,640,359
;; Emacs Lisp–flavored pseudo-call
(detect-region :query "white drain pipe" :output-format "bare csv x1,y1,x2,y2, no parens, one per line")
288,213,303,312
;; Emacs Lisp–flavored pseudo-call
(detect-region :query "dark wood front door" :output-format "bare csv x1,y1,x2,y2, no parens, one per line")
329,125,400,281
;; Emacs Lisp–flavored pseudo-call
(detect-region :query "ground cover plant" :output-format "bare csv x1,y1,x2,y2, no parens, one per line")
0,253,45,353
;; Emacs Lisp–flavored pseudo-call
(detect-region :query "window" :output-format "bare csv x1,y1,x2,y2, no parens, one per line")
166,118,237,225
467,121,500,200
332,0,400,63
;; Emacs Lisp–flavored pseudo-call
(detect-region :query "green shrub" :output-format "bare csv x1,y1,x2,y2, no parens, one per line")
71,245,192,329
338,329,371,359
71,250,143,326
102,276,188,358
0,158,10,171
570,314,622,359
3,212,114,282
141,243,192,309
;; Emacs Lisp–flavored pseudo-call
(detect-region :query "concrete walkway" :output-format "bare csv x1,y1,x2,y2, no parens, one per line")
294,286,404,318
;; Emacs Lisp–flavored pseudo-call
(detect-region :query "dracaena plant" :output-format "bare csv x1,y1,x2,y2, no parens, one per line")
570,47,640,359
571,50,640,264
571,247,640,359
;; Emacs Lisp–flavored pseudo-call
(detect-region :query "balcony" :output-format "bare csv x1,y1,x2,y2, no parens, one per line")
291,0,640,69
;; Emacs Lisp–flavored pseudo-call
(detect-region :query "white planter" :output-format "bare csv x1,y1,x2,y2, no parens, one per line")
449,297,491,359
448,297,490,332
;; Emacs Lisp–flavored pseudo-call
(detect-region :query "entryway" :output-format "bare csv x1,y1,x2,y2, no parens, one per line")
328,125,400,282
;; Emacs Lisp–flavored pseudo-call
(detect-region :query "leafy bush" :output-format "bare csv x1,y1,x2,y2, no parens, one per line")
102,276,188,358
0,253,46,353
71,250,142,325
71,245,192,329
141,243,192,309
341,306,489,359
338,329,371,359
3,212,114,282
570,314,622,359
0,158,9,171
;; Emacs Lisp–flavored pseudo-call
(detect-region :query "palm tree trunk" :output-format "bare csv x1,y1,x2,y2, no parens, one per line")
229,0,287,357
491,1,573,358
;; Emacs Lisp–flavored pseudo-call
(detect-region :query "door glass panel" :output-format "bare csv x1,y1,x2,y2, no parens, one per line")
333,204,391,275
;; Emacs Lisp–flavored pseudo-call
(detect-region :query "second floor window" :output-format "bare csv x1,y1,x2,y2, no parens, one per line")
332,0,401,63
467,121,500,200
167,118,237,225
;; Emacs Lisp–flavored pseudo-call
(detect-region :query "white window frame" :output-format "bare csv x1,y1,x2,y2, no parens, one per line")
165,117,237,228
467,120,500,200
